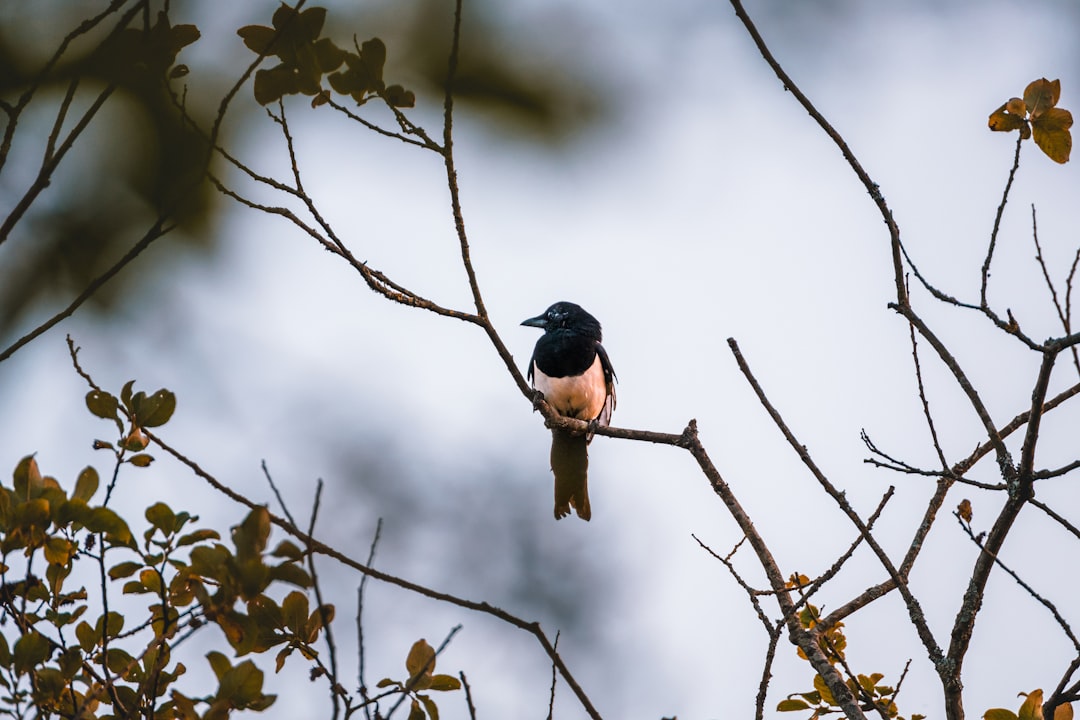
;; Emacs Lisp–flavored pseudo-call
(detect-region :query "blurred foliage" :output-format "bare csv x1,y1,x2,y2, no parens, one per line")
0,0,607,346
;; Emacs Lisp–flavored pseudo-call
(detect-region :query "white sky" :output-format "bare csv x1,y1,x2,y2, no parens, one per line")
2,1,1080,718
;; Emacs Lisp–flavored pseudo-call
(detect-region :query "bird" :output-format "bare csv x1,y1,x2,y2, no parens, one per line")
522,301,616,521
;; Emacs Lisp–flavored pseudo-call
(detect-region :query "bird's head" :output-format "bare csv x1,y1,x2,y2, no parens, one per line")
521,301,602,340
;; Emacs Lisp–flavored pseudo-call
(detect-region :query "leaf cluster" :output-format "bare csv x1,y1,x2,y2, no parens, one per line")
238,5,414,108
779,603,922,720
989,78,1074,163
375,639,461,720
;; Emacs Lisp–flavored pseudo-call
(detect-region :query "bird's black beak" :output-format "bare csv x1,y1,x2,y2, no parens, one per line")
521,313,548,329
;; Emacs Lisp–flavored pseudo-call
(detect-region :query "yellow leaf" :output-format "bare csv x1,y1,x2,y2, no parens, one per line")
405,639,435,689
1019,690,1044,720
984,709,1019,720
958,499,973,523
1032,107,1073,163
1024,78,1060,120
1055,702,1074,720
989,103,1028,134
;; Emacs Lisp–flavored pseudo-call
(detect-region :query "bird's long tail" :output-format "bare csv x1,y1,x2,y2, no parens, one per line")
550,428,590,521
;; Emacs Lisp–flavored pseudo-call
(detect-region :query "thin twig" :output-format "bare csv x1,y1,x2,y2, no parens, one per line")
358,518,383,720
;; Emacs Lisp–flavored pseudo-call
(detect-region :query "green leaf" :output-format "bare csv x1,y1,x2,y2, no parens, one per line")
777,698,811,711
121,380,135,410
108,561,143,580
1019,691,1044,720
428,674,461,692
282,590,309,634
44,537,74,565
269,561,311,588
98,611,125,638
13,455,42,499
86,390,120,420
133,388,176,427
75,621,97,651
105,647,136,677
73,467,99,502
254,63,299,105
271,539,304,560
13,632,50,675
146,502,177,533
234,507,271,560
207,650,232,681
385,84,415,108
238,24,276,55
83,507,132,545
178,529,221,547
219,659,265,706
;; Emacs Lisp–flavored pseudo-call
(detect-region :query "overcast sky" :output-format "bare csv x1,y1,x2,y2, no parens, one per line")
2,1,1080,718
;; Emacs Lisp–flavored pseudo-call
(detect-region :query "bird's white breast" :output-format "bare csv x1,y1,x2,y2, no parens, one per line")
533,355,610,422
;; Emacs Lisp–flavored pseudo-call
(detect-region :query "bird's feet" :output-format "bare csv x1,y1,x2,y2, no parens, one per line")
531,389,546,412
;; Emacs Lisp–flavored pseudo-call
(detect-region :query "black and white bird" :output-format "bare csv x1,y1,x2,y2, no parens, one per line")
522,302,616,521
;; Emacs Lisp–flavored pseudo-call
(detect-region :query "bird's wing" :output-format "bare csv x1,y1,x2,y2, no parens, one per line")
595,343,617,425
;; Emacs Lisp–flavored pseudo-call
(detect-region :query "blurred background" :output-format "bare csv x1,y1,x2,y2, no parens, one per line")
2,0,1080,717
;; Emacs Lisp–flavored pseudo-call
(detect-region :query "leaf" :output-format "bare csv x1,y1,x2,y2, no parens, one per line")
44,537,75,565
1019,690,1045,720
107,561,142,582
282,591,309,634
408,698,426,720
406,639,436,689
128,454,154,467
271,539,304,560
385,84,416,108
777,698,812,711
988,102,1028,134
984,709,1019,720
13,455,42,499
1056,702,1075,720
146,502,177,533
1024,78,1060,120
13,632,50,675
376,678,397,688
73,467,99,502
206,651,232,681
238,25,277,55
428,674,462,692
957,499,973,523
75,621,97,651
178,528,221,547
1032,107,1073,163
86,391,120,420
133,388,176,427
219,659,265,706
